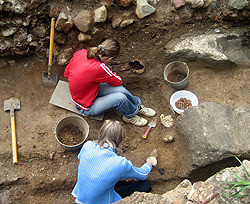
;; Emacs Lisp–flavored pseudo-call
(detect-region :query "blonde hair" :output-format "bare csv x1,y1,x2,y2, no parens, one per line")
97,120,125,154
87,39,120,60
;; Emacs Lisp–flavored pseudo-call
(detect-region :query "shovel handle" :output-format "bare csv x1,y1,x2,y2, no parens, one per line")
143,127,152,139
10,107,18,164
48,18,55,73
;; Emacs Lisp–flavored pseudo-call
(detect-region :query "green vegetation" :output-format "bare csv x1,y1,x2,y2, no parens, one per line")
219,155,250,198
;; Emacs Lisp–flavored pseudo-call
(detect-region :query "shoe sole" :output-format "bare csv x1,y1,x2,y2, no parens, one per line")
138,112,156,117
122,117,147,126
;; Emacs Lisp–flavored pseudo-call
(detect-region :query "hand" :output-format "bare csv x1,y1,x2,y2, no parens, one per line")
146,156,157,167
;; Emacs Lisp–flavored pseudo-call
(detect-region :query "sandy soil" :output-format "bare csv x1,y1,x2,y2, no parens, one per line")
0,1,249,203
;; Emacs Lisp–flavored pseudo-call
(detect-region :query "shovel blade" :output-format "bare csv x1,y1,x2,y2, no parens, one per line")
42,71,58,88
4,98,21,111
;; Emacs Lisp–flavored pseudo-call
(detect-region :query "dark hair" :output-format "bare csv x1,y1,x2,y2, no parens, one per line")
97,120,125,154
87,39,120,60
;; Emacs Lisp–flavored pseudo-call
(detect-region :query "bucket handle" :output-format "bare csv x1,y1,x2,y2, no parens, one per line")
53,113,82,135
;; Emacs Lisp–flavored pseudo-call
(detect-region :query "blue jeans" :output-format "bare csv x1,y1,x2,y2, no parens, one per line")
77,83,141,117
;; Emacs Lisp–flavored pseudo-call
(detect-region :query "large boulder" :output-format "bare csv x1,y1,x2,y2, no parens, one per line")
177,102,250,168
165,29,250,66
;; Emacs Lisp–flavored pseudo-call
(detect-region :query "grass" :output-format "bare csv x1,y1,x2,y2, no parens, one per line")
218,154,250,198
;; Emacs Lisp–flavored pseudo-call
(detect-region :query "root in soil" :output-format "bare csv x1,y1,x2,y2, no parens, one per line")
58,124,84,145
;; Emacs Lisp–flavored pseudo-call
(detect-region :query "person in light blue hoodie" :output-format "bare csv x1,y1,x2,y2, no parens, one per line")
72,120,157,204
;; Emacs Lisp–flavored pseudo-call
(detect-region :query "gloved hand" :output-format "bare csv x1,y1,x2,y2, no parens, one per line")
146,156,157,167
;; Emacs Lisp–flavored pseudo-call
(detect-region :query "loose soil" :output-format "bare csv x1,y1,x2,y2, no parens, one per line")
58,124,84,146
167,70,187,82
0,1,249,204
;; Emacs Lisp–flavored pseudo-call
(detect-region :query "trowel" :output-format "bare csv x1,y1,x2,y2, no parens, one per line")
42,18,57,87
143,118,157,139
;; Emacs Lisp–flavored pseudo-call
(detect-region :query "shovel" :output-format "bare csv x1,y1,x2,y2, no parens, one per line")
4,98,21,164
42,17,57,87
143,118,157,139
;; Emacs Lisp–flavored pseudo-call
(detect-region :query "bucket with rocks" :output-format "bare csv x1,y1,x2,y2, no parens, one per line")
54,114,89,151
164,61,189,90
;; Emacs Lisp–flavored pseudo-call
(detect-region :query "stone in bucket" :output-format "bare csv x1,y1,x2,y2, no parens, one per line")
164,61,189,90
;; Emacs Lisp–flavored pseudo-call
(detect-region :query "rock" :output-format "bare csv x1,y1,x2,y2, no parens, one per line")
94,5,107,23
148,0,160,5
162,179,192,203
203,0,217,8
29,20,48,38
163,135,174,143
74,10,93,33
1,26,18,37
54,32,67,45
78,33,92,42
228,0,248,10
117,192,162,203
185,0,204,8
13,27,28,46
120,19,134,28
177,102,250,168
171,0,185,9
63,16,74,33
57,47,74,66
165,29,250,66
136,0,156,19
112,16,122,28
27,34,39,46
162,160,250,203
55,11,68,32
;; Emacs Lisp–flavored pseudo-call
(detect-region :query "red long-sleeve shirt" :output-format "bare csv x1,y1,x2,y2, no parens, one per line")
64,49,123,110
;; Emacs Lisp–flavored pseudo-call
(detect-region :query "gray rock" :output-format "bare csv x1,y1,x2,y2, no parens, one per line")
63,16,74,33
185,0,204,8
1,26,18,37
13,27,28,46
228,0,248,10
165,29,250,66
93,5,107,23
177,102,250,168
29,21,48,38
57,47,74,66
0,0,28,13
0,38,11,50
136,0,156,19
172,0,185,9
55,11,68,32
120,19,134,28
78,33,92,42
163,160,250,203
112,16,122,28
74,10,93,33
203,0,217,8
